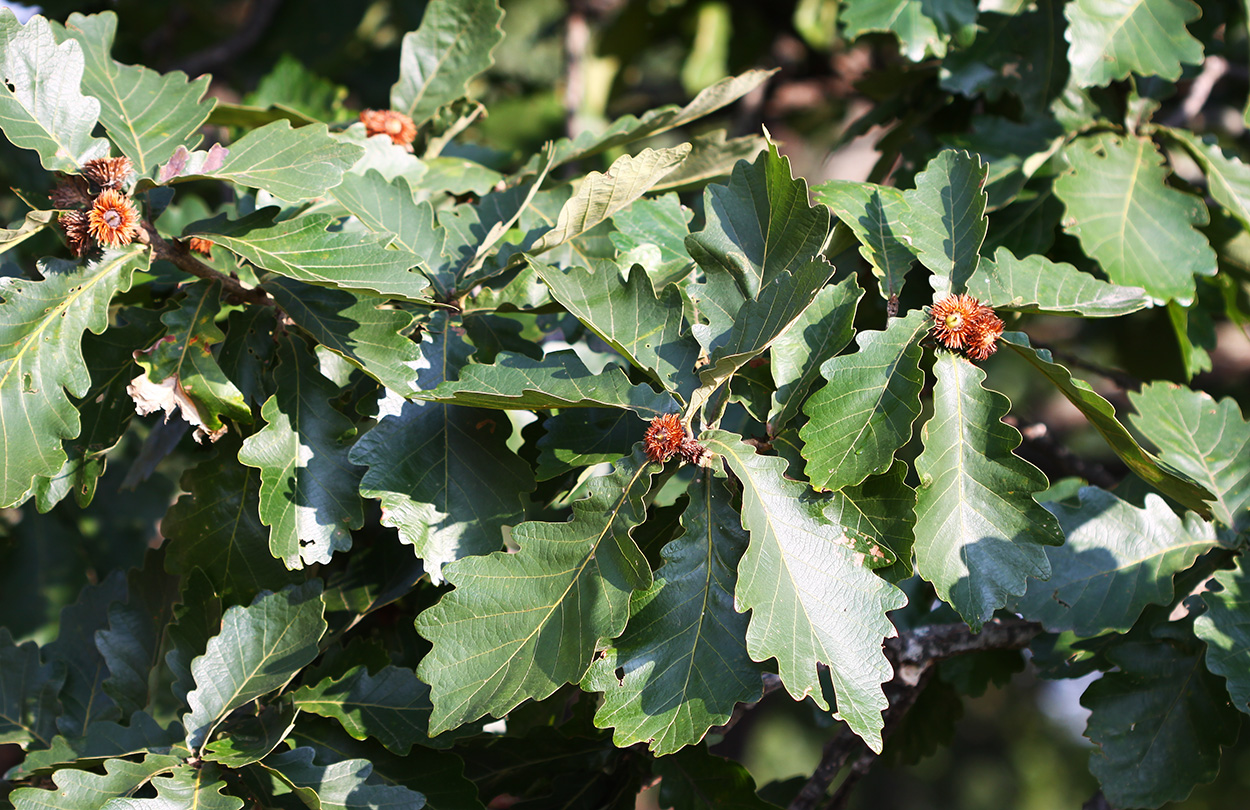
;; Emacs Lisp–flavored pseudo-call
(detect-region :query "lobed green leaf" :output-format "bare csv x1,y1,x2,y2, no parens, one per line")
292,664,446,754
529,146,691,255
801,309,927,493
265,278,423,397
1001,333,1214,516
584,475,762,755
0,628,64,748
813,180,914,300
903,149,987,298
0,10,109,170
239,335,364,569
1082,640,1239,808
702,429,906,752
1054,132,1215,304
391,0,503,128
531,258,701,397
10,754,183,810
59,12,214,173
1196,559,1250,714
0,248,144,508
350,318,534,583
967,247,1150,317
1065,0,1203,87
416,446,657,735
188,209,430,301
1127,382,1250,532
1014,487,1217,635
183,581,327,751
913,353,1063,630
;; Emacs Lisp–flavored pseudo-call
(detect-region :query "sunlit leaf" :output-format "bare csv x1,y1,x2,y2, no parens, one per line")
188,209,430,301
1167,128,1250,233
131,280,251,442
967,247,1149,316
265,278,423,397
413,349,677,417
903,149,987,298
32,307,162,510
239,335,364,569
842,0,976,61
0,10,109,170
701,430,906,752
813,180,914,300
1127,382,1250,531
529,146,691,254
913,353,1063,630
1066,0,1203,87
13,712,181,777
0,210,54,256
1014,487,1217,635
416,446,656,735
532,258,701,397
391,0,504,128
59,12,214,173
520,70,774,173
1001,333,1214,516
584,475,761,755
10,754,182,810
1054,132,1215,304
801,310,927,492
0,248,144,508
651,130,767,194
102,763,243,810
161,120,361,200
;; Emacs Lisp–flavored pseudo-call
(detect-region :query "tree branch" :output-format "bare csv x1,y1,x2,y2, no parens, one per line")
563,0,591,141
1163,55,1229,128
785,618,1044,810
140,223,275,308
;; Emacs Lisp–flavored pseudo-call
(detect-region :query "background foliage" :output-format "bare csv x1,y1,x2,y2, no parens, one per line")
2,1,1250,809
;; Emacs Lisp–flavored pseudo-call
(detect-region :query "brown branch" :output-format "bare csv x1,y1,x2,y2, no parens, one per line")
563,1,591,142
1163,55,1229,128
785,618,1044,810
140,223,275,308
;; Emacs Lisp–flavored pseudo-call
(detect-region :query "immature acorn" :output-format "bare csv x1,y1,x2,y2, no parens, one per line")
81,155,134,191
643,414,712,467
88,189,141,248
929,294,1005,362
360,109,418,150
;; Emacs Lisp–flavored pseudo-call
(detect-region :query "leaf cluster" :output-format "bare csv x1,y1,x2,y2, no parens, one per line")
2,3,1250,810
